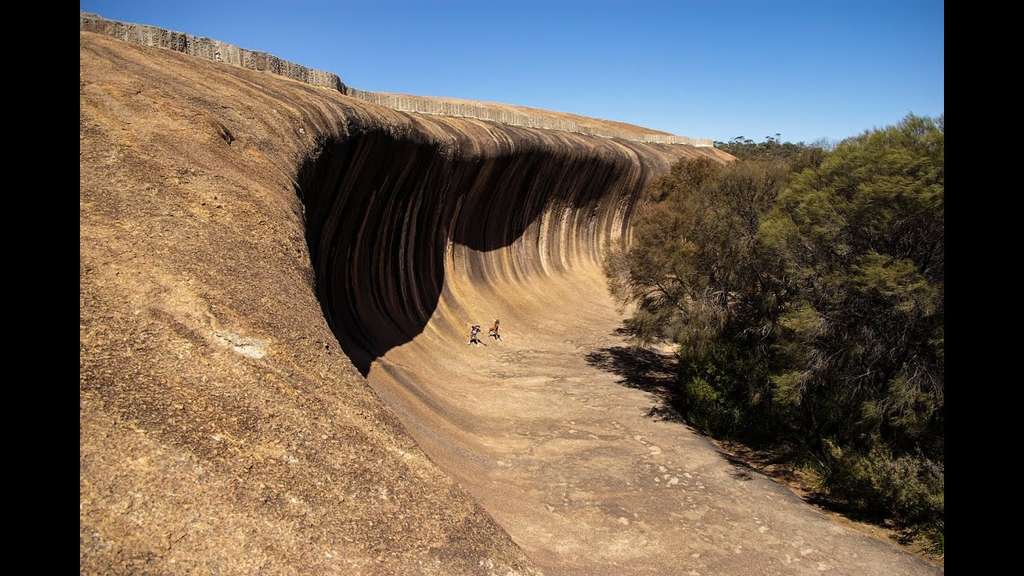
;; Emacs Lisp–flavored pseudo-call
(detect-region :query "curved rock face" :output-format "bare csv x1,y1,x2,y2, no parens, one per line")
79,33,544,576
78,30,718,575
81,26,940,576
297,128,709,375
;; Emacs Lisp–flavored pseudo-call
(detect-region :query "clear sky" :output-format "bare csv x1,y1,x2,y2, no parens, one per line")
80,0,943,144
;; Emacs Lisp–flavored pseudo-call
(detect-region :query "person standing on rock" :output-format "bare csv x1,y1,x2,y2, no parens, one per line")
489,319,502,341
468,324,483,346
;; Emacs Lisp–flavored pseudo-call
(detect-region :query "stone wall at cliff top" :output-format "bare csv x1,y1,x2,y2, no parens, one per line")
79,12,347,92
79,11,713,147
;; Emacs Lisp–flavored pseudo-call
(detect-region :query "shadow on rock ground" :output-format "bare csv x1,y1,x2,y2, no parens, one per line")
584,330,944,565
585,337,895,518
584,335,866,493
584,343,684,422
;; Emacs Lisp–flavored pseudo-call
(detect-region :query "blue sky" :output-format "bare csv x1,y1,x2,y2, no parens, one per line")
80,0,943,144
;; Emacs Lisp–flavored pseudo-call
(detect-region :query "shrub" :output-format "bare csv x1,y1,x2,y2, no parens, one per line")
606,115,943,552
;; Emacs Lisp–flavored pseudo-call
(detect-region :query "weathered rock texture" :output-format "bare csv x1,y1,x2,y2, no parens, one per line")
79,12,712,147
79,26,722,574
80,18,942,576
80,32,542,576
300,125,718,377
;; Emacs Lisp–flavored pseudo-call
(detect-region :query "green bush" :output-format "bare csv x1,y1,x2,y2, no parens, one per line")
606,114,943,552
820,443,943,548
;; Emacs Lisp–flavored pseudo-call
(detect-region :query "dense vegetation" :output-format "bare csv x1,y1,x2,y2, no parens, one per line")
606,115,944,552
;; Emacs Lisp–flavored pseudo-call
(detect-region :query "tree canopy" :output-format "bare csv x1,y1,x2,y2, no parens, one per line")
606,114,944,552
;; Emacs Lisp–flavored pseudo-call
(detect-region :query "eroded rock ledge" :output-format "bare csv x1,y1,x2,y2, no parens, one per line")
298,127,718,377
79,16,944,576
80,28,720,574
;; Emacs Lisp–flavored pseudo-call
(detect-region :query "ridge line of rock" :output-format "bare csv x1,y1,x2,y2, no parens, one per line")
79,11,713,147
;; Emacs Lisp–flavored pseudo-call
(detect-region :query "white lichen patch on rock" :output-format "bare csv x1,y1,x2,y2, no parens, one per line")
212,330,267,358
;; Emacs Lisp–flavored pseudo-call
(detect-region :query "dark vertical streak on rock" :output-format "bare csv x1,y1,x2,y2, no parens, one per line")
296,124,692,377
